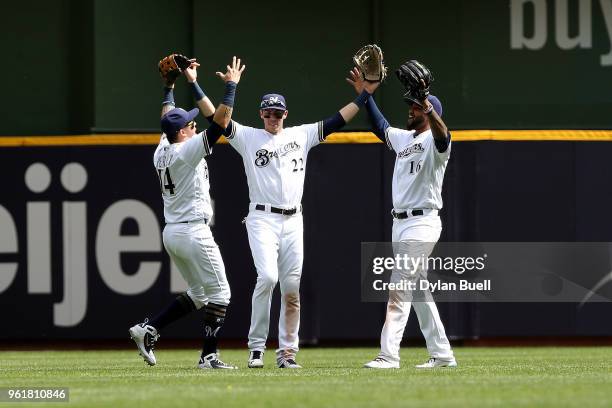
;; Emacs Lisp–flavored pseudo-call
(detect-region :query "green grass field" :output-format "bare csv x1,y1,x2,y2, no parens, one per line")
1,347,611,407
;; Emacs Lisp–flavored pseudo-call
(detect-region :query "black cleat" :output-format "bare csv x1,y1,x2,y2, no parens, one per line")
198,353,237,369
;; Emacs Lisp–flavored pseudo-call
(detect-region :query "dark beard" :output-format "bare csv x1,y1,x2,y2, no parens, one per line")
406,116,425,130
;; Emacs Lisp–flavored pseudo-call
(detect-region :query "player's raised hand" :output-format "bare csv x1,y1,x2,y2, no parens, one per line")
216,56,246,84
346,67,379,95
346,67,365,94
184,59,200,83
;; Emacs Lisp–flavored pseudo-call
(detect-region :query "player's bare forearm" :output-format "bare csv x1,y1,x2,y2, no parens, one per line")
205,57,245,143
323,92,370,137
339,103,360,123
197,97,216,118
212,56,245,127
161,103,174,118
323,92,371,136
213,105,234,129
161,86,176,118
428,111,448,142
339,89,371,123
185,61,218,121
211,80,237,129
338,69,381,124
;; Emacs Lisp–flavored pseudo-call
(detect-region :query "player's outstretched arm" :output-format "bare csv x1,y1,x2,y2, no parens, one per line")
339,69,379,123
422,97,448,143
160,81,175,119
319,68,380,139
204,56,246,144
184,59,216,123
346,67,389,142
159,81,175,144
213,56,245,128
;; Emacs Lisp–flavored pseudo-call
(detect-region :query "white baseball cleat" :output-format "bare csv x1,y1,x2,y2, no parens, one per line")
198,353,237,369
248,351,264,368
363,357,400,369
415,357,457,368
129,319,159,366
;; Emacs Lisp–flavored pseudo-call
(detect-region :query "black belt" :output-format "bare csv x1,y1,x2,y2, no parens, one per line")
392,209,424,219
175,218,208,224
255,204,298,216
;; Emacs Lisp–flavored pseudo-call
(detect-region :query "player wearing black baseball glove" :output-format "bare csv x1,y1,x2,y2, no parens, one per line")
396,59,434,107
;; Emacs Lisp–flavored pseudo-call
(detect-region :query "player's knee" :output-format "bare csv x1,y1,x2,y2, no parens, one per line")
257,274,278,290
218,288,231,306
186,288,207,310
203,284,231,307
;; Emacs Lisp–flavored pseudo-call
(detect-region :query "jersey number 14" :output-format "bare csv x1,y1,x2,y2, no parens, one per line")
157,168,176,195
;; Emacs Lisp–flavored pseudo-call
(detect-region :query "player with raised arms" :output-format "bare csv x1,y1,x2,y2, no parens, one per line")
129,55,245,370
348,51,457,369
225,72,377,369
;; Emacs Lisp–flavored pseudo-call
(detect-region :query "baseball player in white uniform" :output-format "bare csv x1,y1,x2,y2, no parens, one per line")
348,65,457,369
225,79,377,368
129,57,245,369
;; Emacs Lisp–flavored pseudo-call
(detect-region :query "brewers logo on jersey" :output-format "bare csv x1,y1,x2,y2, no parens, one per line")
385,126,450,211
226,121,323,206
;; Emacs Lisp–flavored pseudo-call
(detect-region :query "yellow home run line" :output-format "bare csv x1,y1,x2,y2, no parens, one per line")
1,130,612,147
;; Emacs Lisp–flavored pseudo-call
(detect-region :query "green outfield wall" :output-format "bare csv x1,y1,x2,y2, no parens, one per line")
3,0,612,135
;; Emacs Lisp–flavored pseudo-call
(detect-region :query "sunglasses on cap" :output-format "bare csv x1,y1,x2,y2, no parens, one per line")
184,120,197,129
262,110,285,119
260,99,286,109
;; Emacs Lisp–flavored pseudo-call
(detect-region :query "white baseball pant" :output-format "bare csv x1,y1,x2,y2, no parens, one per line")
245,209,303,359
379,214,454,363
162,222,231,308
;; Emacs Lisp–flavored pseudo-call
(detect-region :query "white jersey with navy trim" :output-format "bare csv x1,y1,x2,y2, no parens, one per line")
226,120,324,208
153,131,213,223
385,127,451,210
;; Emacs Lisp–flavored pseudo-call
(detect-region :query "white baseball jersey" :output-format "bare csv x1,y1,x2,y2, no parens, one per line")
385,127,451,210
226,121,324,208
153,132,213,223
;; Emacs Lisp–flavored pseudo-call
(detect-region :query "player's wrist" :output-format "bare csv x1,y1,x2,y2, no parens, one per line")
189,81,205,101
421,99,433,115
222,81,237,107
353,90,369,107
162,87,175,106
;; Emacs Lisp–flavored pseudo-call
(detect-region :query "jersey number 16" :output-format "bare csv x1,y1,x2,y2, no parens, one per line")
409,160,423,175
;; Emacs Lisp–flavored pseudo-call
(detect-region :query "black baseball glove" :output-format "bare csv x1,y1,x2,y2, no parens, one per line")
396,60,434,104
158,53,192,86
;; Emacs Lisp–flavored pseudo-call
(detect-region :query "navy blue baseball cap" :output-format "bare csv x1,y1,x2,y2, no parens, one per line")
404,93,443,117
161,107,199,137
260,94,287,111
427,95,443,117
